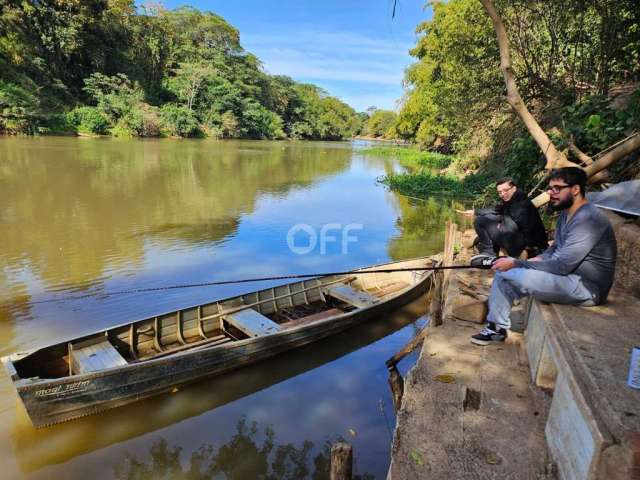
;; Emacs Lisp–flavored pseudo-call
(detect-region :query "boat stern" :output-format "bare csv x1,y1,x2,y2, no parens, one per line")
1,352,28,382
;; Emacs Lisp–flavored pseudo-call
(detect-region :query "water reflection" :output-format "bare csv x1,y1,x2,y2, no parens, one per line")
0,138,351,299
113,418,375,480
387,195,470,260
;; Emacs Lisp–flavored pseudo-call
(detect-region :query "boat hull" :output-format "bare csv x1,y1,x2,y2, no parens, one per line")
12,267,432,427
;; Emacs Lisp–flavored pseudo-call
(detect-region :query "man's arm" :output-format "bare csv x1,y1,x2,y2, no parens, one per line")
513,220,605,275
537,242,556,260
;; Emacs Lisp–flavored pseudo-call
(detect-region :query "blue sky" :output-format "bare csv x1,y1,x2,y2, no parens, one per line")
157,1,433,112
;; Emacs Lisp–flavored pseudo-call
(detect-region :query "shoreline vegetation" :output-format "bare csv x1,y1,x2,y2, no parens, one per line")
362,146,492,201
3,0,638,202
0,4,362,140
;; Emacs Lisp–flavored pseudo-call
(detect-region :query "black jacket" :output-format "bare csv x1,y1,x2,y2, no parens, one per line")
495,189,547,249
477,189,547,249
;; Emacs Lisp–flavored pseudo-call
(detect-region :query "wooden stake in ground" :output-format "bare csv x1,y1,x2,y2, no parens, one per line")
330,442,353,480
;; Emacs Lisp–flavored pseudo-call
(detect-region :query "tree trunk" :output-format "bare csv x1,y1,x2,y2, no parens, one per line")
479,0,575,170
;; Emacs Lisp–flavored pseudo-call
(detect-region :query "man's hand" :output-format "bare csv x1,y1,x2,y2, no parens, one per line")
492,257,516,272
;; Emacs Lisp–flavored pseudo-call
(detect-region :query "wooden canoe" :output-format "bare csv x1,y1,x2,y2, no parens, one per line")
2,256,437,428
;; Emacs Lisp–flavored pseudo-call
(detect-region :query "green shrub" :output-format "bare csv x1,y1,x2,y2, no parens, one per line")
379,171,491,199
160,104,201,137
67,106,110,134
241,102,285,139
109,107,160,137
0,80,40,134
562,94,636,153
362,146,453,170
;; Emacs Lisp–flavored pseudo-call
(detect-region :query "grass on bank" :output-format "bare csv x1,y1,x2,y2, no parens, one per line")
361,146,453,170
379,170,493,200
364,145,492,200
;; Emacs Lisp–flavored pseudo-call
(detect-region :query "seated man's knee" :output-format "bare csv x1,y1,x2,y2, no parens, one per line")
474,215,493,230
498,268,530,287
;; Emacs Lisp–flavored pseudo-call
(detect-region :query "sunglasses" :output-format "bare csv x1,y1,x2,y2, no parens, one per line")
547,184,572,193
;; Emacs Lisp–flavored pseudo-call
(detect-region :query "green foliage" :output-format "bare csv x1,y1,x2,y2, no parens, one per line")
241,101,285,139
83,73,144,123
562,95,638,153
381,0,640,203
379,171,491,199
502,136,546,193
365,110,397,137
0,80,40,134
67,106,109,135
362,146,452,170
0,3,359,140
160,104,201,137
41,113,75,134
394,0,500,147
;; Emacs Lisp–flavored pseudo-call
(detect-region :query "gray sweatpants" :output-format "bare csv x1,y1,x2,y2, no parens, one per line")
487,268,596,330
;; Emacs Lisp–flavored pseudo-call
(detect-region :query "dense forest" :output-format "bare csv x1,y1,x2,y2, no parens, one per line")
0,2,361,139
376,0,640,197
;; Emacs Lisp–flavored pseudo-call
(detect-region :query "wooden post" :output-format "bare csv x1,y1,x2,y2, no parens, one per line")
388,365,404,412
430,271,444,326
429,221,457,327
331,442,353,480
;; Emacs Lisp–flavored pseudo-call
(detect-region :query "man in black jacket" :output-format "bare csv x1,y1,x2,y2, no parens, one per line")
471,178,547,265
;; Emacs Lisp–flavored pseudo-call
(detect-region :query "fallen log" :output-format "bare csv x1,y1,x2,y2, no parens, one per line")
385,326,429,369
532,132,640,207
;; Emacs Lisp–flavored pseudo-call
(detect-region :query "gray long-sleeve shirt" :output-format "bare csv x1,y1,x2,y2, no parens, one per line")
514,203,617,303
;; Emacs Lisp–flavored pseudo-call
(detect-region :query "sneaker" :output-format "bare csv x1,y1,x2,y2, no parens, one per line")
470,254,496,268
471,323,508,346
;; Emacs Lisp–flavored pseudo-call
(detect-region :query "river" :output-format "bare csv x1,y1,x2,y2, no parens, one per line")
0,137,461,479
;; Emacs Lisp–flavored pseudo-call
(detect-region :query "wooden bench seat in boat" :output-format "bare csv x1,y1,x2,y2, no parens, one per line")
70,339,128,374
223,308,282,337
324,283,379,308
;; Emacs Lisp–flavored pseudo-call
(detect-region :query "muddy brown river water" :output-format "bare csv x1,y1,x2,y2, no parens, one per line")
0,137,461,479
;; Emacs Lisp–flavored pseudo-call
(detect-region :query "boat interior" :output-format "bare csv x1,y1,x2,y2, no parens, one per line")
10,260,432,381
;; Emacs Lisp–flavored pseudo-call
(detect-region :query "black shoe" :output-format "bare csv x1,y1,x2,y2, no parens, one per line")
471,323,508,346
470,254,496,268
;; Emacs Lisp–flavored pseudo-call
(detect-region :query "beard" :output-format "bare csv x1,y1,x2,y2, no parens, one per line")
550,195,574,211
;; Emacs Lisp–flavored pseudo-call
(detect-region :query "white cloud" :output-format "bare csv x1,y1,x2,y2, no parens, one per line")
241,29,414,110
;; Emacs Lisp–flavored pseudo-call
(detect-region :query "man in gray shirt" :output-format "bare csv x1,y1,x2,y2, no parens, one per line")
471,167,617,346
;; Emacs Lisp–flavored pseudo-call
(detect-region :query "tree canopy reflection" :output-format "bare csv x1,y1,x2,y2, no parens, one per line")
113,416,374,480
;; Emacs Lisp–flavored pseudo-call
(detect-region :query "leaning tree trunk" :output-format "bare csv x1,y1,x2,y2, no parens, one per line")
479,0,576,170
531,132,640,207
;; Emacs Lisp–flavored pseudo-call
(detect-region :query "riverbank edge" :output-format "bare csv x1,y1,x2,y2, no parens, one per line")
386,232,553,478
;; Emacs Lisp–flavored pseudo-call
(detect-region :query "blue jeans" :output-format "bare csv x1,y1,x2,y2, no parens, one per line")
487,268,596,329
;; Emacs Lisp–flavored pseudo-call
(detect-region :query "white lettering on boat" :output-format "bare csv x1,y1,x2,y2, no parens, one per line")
34,380,91,398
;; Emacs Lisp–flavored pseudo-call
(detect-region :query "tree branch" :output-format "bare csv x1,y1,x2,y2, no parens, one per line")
479,0,574,170
548,127,593,165
532,132,640,207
